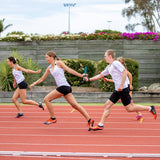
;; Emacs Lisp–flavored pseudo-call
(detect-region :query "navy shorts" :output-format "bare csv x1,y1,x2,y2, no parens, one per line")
18,81,28,89
56,86,72,96
109,87,131,106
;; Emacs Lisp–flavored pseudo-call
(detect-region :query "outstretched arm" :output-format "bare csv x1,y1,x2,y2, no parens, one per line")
84,73,104,82
59,61,83,78
99,72,113,83
29,67,50,90
16,65,41,74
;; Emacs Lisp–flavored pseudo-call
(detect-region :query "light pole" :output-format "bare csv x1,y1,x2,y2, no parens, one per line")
107,21,112,30
63,3,76,34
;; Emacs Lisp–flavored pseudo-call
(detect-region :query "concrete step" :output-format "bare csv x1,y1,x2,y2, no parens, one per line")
0,90,159,103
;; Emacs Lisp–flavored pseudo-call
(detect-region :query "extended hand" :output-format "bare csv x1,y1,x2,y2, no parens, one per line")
36,69,41,74
29,83,34,90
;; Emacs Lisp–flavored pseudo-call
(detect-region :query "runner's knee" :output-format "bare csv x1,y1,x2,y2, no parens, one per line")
125,106,134,112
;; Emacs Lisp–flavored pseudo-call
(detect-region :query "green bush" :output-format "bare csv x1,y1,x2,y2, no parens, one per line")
97,58,139,92
62,59,96,87
95,29,121,34
0,51,43,91
0,61,13,91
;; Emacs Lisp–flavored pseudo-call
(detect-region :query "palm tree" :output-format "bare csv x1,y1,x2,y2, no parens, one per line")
0,18,13,36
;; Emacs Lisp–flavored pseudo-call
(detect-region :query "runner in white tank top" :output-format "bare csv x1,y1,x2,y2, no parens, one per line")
84,49,157,131
12,64,25,84
30,51,94,129
49,62,70,87
7,56,44,118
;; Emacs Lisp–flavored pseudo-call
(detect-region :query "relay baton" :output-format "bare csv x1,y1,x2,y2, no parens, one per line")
99,71,108,82
84,66,87,81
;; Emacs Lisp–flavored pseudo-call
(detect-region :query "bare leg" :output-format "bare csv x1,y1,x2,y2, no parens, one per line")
64,93,90,121
44,89,63,118
19,89,39,106
125,103,150,112
99,99,114,125
12,88,22,113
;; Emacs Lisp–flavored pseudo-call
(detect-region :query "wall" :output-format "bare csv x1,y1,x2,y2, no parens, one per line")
0,40,160,87
0,91,159,103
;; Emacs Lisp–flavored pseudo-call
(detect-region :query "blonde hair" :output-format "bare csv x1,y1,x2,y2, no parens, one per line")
117,57,127,68
46,51,60,60
106,49,115,58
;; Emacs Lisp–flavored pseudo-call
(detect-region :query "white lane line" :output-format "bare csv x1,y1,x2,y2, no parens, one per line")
0,121,159,124
0,155,118,160
0,133,160,138
0,126,160,130
0,151,160,158
0,143,160,147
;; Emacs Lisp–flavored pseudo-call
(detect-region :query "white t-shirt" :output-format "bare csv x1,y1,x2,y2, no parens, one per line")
101,60,129,90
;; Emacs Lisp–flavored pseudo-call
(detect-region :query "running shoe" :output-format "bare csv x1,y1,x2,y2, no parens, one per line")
89,124,104,131
38,102,44,110
88,119,94,131
136,115,143,120
150,106,157,120
88,119,94,127
15,113,23,118
44,118,57,125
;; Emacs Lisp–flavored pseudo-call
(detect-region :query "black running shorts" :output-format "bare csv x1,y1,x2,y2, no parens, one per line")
18,80,28,89
109,87,131,106
56,86,72,96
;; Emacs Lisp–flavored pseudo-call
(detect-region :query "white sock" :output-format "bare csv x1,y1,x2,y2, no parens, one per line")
149,106,152,111
98,123,104,127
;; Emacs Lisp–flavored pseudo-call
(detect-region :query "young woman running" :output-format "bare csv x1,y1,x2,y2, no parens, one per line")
101,57,143,120
29,51,94,128
7,57,44,118
84,49,157,131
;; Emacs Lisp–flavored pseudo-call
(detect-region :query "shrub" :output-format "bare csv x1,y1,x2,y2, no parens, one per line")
62,59,96,87
0,61,13,91
0,51,43,91
0,32,159,42
97,58,139,92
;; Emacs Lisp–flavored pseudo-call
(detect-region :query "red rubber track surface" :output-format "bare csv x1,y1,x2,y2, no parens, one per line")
0,104,159,160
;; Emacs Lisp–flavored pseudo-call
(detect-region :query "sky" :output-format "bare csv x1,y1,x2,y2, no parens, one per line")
0,0,144,36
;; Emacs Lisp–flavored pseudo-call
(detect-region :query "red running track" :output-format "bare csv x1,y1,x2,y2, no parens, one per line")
0,104,159,159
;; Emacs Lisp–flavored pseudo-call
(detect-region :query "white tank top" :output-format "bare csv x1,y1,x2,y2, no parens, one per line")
12,65,25,84
49,62,70,87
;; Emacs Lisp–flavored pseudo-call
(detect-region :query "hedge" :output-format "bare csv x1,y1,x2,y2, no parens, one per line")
63,59,96,87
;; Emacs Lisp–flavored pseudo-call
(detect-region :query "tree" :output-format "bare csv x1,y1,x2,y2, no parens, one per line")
0,18,13,36
125,23,140,32
122,0,160,32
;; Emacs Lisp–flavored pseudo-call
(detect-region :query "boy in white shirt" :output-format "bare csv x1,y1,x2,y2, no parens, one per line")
84,49,157,131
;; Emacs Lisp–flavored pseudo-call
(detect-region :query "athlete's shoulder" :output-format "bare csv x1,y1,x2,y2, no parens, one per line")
113,60,122,66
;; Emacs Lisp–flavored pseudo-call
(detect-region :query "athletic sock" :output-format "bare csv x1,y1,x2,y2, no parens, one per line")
149,106,152,111
51,117,56,120
98,123,104,127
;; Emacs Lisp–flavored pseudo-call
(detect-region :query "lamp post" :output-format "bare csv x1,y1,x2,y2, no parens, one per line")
107,21,112,30
63,3,76,34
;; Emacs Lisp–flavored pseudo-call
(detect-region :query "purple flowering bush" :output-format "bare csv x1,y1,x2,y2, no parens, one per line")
120,32,160,42
0,32,159,42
